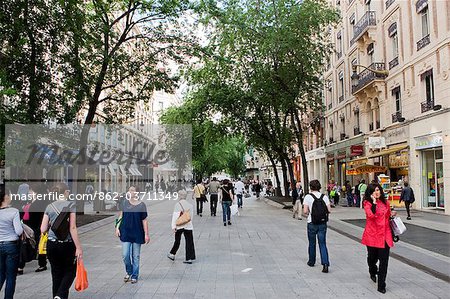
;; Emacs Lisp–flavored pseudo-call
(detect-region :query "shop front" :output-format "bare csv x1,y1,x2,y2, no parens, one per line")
415,134,444,210
305,148,326,190
367,143,409,208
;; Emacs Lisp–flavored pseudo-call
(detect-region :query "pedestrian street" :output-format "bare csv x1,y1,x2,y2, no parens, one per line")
10,194,449,299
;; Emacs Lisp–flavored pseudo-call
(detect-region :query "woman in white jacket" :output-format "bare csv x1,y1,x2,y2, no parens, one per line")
167,190,196,264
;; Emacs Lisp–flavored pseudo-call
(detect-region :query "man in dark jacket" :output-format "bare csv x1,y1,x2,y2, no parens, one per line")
400,182,415,220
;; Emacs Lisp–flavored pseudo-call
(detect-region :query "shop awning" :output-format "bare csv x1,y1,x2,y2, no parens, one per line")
348,156,368,163
367,144,408,159
346,164,388,175
107,164,116,176
118,165,128,177
129,165,143,176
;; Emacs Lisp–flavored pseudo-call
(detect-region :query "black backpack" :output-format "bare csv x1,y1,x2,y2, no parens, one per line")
49,203,73,240
310,193,329,224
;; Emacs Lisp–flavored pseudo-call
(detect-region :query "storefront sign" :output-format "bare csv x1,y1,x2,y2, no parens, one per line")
350,145,364,157
388,151,408,168
346,165,387,175
385,127,408,145
369,137,386,149
415,134,443,150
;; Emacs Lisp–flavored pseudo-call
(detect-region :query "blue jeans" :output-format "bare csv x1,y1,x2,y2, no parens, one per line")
347,194,354,207
307,223,330,266
237,194,243,207
0,241,20,299
222,202,231,223
122,242,142,280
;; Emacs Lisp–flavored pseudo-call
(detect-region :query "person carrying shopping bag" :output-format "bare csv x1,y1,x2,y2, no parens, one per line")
361,183,397,294
40,183,83,299
167,190,196,264
0,186,24,299
115,186,149,284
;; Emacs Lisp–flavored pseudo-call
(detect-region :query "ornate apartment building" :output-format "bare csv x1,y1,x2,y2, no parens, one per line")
304,0,450,214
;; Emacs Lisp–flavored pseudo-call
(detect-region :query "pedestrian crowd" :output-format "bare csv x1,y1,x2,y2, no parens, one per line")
1,175,410,298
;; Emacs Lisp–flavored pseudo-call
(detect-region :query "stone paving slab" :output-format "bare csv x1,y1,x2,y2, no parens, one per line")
5,194,450,299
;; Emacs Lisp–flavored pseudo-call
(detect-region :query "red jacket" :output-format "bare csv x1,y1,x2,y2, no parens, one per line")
361,200,394,248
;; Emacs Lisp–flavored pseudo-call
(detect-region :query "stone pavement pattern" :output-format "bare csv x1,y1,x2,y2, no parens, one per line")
7,194,450,299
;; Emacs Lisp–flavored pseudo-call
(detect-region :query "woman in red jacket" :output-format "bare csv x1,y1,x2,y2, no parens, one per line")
361,183,397,294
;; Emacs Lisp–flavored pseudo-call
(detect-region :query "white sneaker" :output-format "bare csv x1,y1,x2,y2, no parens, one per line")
167,253,175,261
124,274,131,282
54,297,62,299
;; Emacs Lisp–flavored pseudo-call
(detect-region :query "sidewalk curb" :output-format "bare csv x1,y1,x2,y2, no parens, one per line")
265,196,450,283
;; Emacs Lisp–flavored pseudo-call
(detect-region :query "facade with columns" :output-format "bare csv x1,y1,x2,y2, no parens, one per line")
303,0,450,214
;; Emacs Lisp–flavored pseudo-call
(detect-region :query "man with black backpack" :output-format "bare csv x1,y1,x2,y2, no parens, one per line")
303,180,331,273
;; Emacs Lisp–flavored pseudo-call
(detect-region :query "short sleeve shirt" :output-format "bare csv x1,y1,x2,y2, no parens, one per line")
119,200,148,244
45,200,76,241
303,192,330,223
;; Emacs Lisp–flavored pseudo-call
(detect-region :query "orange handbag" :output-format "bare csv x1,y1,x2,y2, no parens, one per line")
75,258,89,292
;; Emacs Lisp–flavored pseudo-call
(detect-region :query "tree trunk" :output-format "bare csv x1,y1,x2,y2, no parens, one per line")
291,109,309,193
267,151,282,196
279,155,289,197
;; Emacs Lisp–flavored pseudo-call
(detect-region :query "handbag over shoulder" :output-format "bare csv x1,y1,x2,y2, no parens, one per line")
176,202,191,226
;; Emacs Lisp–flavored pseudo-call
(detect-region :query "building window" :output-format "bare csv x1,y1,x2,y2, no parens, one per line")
421,8,429,37
392,33,398,58
393,87,401,113
367,43,374,64
339,72,344,102
425,72,434,102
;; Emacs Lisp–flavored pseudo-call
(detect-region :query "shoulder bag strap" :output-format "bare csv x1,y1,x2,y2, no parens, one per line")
179,202,185,212
49,203,60,216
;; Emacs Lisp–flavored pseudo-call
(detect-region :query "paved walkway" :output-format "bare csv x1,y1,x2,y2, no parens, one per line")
8,194,450,299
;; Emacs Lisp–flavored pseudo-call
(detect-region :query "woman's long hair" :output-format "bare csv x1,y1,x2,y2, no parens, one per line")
363,183,387,205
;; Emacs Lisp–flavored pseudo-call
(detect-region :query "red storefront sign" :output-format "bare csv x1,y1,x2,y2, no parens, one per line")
350,145,364,157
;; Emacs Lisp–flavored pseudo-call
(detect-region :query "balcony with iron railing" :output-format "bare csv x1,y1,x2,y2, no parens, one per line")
351,11,376,44
353,126,361,136
421,100,434,113
352,62,388,94
392,111,403,123
389,57,399,70
417,34,430,51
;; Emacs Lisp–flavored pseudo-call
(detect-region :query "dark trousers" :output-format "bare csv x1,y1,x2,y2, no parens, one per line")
196,198,203,215
210,194,218,215
170,229,196,261
367,243,390,289
0,242,20,299
47,241,76,299
347,194,353,207
333,194,340,206
405,201,411,217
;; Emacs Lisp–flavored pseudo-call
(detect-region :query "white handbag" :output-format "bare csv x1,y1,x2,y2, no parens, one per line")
230,204,239,216
390,216,407,236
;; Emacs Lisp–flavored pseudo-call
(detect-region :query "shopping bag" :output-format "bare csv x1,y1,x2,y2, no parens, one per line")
230,204,239,216
75,258,89,292
390,216,406,236
38,233,48,255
